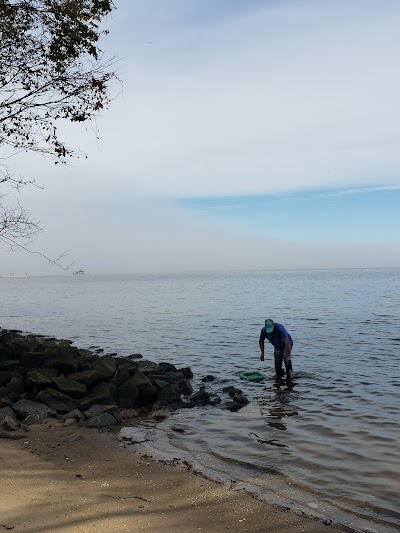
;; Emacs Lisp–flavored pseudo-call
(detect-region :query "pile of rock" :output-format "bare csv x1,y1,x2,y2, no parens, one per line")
0,329,207,432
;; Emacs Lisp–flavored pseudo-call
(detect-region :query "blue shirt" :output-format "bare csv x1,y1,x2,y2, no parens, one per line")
260,323,293,351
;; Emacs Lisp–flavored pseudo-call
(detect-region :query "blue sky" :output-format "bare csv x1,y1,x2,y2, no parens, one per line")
181,187,400,245
1,0,400,274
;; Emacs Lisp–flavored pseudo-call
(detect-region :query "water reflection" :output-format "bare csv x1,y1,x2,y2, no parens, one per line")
258,377,299,433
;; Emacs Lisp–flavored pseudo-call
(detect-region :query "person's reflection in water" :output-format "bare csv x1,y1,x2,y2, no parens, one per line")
259,379,298,433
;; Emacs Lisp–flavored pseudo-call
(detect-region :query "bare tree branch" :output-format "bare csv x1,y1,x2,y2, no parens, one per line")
0,0,117,269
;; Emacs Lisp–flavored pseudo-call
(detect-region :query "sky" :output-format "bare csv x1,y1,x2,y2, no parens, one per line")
1,0,400,274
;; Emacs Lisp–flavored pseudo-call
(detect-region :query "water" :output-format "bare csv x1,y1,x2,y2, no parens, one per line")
1,269,399,531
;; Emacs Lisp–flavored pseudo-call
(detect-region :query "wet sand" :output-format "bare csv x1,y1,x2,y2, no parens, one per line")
0,421,348,533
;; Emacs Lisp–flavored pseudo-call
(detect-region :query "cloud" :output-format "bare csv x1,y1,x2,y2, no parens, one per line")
2,1,400,273
78,0,400,198
1,192,399,275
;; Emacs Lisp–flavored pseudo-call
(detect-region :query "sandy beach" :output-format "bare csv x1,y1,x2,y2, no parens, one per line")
0,422,348,533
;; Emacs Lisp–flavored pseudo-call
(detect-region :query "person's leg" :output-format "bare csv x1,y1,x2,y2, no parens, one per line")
283,347,293,378
274,349,285,376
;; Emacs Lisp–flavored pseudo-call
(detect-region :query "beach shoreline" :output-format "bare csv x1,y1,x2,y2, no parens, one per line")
0,421,348,533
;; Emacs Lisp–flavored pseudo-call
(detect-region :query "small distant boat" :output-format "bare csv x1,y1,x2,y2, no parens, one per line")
73,269,85,275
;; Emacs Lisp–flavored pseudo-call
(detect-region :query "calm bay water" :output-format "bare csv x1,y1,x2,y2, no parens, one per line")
1,269,399,531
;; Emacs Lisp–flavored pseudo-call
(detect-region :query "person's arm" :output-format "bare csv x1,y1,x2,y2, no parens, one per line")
259,339,265,361
284,337,291,362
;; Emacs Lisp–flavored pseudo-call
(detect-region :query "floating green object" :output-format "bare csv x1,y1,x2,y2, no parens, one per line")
239,370,266,382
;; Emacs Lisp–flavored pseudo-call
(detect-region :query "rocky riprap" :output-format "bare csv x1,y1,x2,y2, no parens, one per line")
0,329,249,435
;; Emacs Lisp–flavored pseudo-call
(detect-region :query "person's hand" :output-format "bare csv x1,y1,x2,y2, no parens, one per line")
260,354,264,362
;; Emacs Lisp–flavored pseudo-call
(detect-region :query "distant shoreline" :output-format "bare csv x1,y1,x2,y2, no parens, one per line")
0,274,29,278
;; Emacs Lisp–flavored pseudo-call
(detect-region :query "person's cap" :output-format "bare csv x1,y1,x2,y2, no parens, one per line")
265,319,275,333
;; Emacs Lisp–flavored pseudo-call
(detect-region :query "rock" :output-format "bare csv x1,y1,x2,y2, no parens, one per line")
3,416,19,431
12,399,56,419
51,377,87,398
43,354,79,374
222,386,242,395
225,401,245,412
38,368,59,378
0,406,17,423
157,384,181,404
68,432,84,442
7,376,24,394
120,372,157,405
210,397,222,406
0,330,205,426
83,404,121,423
22,412,45,426
120,408,139,420
0,359,21,372
0,372,14,387
85,412,118,427
158,362,178,373
62,409,85,421
0,431,24,439
67,369,99,386
74,351,98,371
150,408,171,421
232,393,248,405
114,358,138,373
26,369,54,388
0,387,20,404
19,351,47,369
171,426,185,433
179,399,195,408
79,382,118,411
189,389,211,404
64,418,76,427
36,388,77,414
201,375,215,382
137,360,165,375
178,379,193,396
111,368,132,388
93,355,116,381
152,378,170,390
179,367,193,379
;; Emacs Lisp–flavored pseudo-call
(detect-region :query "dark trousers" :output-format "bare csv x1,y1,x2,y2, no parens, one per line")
274,347,291,376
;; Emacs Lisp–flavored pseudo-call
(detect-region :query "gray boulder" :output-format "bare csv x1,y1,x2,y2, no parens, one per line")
158,383,181,404
125,371,157,405
6,376,25,395
19,351,47,369
43,354,79,374
67,369,99,386
79,382,117,411
137,360,165,375
26,369,54,388
179,367,193,379
62,409,85,421
36,388,77,413
85,412,118,427
3,416,19,431
51,377,87,398
83,404,122,423
22,412,45,426
0,406,17,423
0,372,14,387
0,387,20,404
12,399,56,419
189,389,211,404
94,355,116,381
